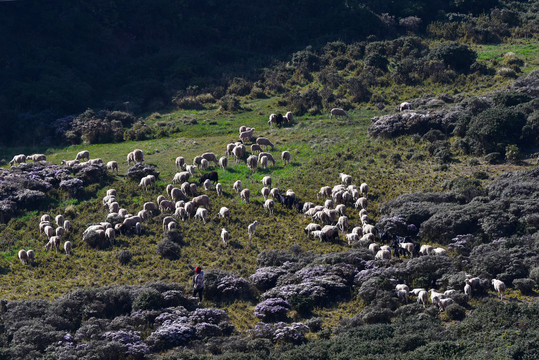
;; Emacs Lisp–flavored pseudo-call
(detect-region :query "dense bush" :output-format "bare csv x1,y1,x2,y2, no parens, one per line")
156,239,181,260
254,298,291,322
428,42,476,72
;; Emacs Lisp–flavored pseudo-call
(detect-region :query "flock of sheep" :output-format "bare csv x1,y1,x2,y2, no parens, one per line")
13,109,508,309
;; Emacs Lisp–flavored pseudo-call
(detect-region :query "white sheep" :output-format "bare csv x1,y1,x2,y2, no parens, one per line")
195,207,208,224
216,183,223,196
39,221,51,235
219,156,228,170
29,154,46,162
261,187,270,200
175,156,185,170
221,228,230,246
270,187,281,199
351,226,363,236
248,220,259,242
396,284,410,292
139,176,154,190
492,279,506,300
259,156,268,169
360,183,369,196
420,245,434,256
133,149,144,163
284,111,293,123
264,199,275,215
318,186,332,199
55,215,65,228
108,202,120,214
27,249,35,264
330,108,349,120
368,243,380,254
410,288,426,296
429,289,446,303
173,171,191,184
64,241,72,256
375,249,391,260
88,158,103,165
55,227,65,238
262,176,272,188
18,250,28,265
247,155,258,172
281,151,291,165
433,296,454,312
251,144,262,154
399,102,413,111
324,199,334,209
355,197,368,209
75,150,90,161
304,223,322,235
219,207,231,221
226,142,236,156
345,233,359,245
360,233,375,244
417,290,428,308
239,128,255,143
104,227,115,245
233,180,242,193
184,202,195,218
397,289,409,303
186,165,196,176
159,200,175,213
175,207,188,221
240,188,251,203
199,158,209,171
433,247,448,256
256,137,274,150
339,173,352,185
167,221,177,231
162,216,177,231
335,204,346,216
127,151,135,165
44,225,55,239
61,159,80,167
201,152,219,165
399,242,415,258
40,214,51,223
203,179,212,191
337,216,349,232
45,236,61,253
464,282,472,298
143,202,158,213
232,145,246,162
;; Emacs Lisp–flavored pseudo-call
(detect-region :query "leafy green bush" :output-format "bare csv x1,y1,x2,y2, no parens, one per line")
132,288,164,311
428,42,476,72
512,278,536,295
156,239,181,260
445,304,466,320
116,250,132,265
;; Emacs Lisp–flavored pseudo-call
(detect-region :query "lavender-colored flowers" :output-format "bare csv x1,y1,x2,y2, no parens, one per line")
254,298,291,322
250,322,309,344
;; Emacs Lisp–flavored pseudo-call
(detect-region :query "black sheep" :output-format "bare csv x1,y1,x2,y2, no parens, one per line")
199,171,218,184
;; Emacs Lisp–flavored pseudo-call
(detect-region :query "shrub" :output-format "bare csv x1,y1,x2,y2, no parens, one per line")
254,298,291,322
445,304,466,321
505,144,521,163
227,77,252,96
529,267,539,284
156,239,181,260
132,288,163,311
364,52,388,71
116,250,132,265
257,250,296,267
218,95,242,112
428,42,477,72
361,306,393,324
512,278,536,295
484,152,502,164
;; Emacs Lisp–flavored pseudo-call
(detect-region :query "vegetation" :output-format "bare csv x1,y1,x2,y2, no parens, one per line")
0,0,538,359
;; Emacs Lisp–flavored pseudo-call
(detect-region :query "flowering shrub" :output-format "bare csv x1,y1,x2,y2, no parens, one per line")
254,298,291,322
102,330,149,357
145,320,195,351
250,322,309,344
216,275,252,300
249,266,287,291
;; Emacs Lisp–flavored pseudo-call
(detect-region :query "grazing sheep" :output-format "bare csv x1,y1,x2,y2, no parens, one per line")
132,149,143,163
284,111,293,123
221,228,230,246
321,225,339,242
138,210,150,221
355,197,368,209
64,241,72,255
201,152,219,165
55,215,65,228
259,156,268,169
417,290,428,308
268,113,278,127
304,223,322,235
232,144,246,162
75,150,90,161
444,289,457,297
175,156,185,170
29,154,47,162
103,194,116,206
420,245,434,256
261,187,270,200
269,188,281,199
281,151,291,165
39,221,51,235
360,183,369,196
433,296,454,312
302,202,315,213
337,216,349,232
330,108,349,120
118,208,129,217
324,199,334,209
360,233,375,244
162,216,177,231
56,227,65,238
258,152,275,166
216,183,223,196
184,202,195,219
186,165,196,176
410,288,426,296
464,281,472,298
233,180,242,193
226,142,236,156
139,176,154,190
175,207,188,221
375,249,391,260
127,151,135,165
433,247,448,256
251,144,262,154
44,225,55,239
260,176,272,188
159,200,175,213
492,279,506,300
397,289,409,303
264,199,275,215
27,249,35,263
339,173,352,185
199,158,209,171
429,290,446,303
363,224,376,235
61,159,80,167
239,126,248,133
399,102,413,111
318,186,332,199
88,158,103,165
219,207,231,221
239,128,255,143
190,183,198,196
192,195,210,209
247,155,258,172
396,284,410,292
346,233,359,246
219,156,228,170
240,189,251,203
256,137,274,150
335,204,346,216
310,230,323,241
40,214,51,223
181,182,191,197
368,243,380,254
108,202,120,214
46,236,61,253
313,210,331,225
18,250,28,265
105,161,118,174
248,220,259,242
63,220,72,233
352,226,363,236
173,171,191,184
399,242,416,258
203,179,211,191
171,188,187,202
156,195,166,205
285,189,296,201
143,202,158,213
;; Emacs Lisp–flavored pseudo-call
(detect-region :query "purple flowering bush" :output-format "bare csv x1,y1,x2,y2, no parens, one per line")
102,330,149,357
145,320,195,351
249,266,287,291
254,298,291,322
250,322,309,344
203,269,253,301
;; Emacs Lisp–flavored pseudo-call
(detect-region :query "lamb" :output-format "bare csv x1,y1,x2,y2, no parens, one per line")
261,187,270,200
173,171,191,184
219,207,231,221
61,159,79,167
258,152,275,166
304,223,322,235
219,156,228,170
330,108,349,120
417,290,428,308
240,189,251,203
75,150,90,161
284,111,293,123
368,243,380,254
492,279,506,300
18,250,28,265
248,220,259,242
433,296,454,312
64,241,72,255
251,144,262,154
247,155,258,172
360,183,369,196
339,173,352,185
216,183,223,196
221,228,230,246
192,195,210,209
256,137,274,150
375,249,391,260
346,233,359,246
201,152,219,165
233,180,242,193
175,156,185,170
399,102,413,111
264,199,275,215
133,149,144,163
355,197,368,209
310,230,323,241
262,176,272,188
281,151,291,165
318,186,332,199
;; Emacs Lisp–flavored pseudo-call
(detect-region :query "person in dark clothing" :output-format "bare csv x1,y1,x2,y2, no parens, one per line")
188,264,204,301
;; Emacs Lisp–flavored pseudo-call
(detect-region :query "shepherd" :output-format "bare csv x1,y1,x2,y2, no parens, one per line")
188,264,204,301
